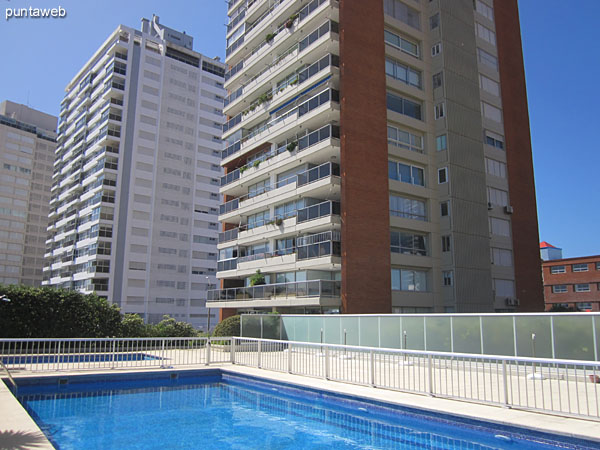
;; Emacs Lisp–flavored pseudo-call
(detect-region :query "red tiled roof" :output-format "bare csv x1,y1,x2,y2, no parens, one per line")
540,241,557,249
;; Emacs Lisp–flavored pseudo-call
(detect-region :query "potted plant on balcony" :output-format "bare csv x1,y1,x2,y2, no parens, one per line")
249,269,266,286
275,217,283,226
265,33,275,43
252,160,261,169
239,166,247,174
286,13,299,29
286,141,297,152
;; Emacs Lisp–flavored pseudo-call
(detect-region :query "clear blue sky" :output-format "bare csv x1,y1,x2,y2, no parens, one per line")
0,0,597,258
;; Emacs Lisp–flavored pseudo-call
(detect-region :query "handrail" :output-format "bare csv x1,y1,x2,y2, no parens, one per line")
233,337,600,368
0,360,17,392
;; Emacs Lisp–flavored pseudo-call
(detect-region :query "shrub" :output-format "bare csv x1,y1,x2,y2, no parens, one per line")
249,270,266,286
0,285,121,338
152,316,199,337
212,315,241,337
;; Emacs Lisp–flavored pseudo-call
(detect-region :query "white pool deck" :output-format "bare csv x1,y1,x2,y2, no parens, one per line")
2,363,600,449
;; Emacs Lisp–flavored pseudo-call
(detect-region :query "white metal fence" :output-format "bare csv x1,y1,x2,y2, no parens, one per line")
0,337,233,372
2,336,599,420
232,337,600,420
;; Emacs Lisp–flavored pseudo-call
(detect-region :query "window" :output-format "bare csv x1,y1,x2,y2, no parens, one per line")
386,58,421,88
475,0,494,21
389,195,426,221
438,167,448,184
436,135,447,151
575,284,590,292
476,23,496,45
389,161,425,186
551,285,567,293
482,102,502,122
429,13,439,29
489,217,510,237
435,103,445,119
432,72,443,89
384,30,419,57
487,187,508,207
550,265,566,274
485,131,504,149
485,158,506,178
387,92,422,120
443,271,453,286
491,247,512,266
431,42,442,56
391,268,428,291
573,263,589,272
387,125,423,153
597,262,600,270
494,279,515,297
390,230,427,256
440,201,449,217
248,179,270,198
384,0,421,30
577,302,592,311
441,235,451,252
247,210,270,229
478,48,498,70
480,74,500,96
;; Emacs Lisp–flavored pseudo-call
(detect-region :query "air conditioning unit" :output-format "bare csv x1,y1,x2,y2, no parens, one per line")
504,205,514,214
505,297,520,306
487,202,493,210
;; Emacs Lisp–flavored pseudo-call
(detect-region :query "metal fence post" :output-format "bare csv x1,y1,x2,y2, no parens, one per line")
428,354,433,396
370,350,375,386
230,338,235,364
502,359,510,407
288,343,293,373
325,346,330,380
111,339,116,369
257,340,262,369
206,339,211,366
56,341,61,371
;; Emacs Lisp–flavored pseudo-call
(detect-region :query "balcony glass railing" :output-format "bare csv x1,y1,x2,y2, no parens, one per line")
222,87,338,161
219,163,338,214
219,228,239,243
207,279,340,302
297,200,339,223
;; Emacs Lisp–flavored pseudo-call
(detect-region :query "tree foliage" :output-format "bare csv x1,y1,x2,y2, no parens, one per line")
0,285,121,338
212,315,241,337
0,285,202,338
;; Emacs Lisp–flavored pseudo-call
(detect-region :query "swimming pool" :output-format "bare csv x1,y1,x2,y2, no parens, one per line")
2,353,160,365
13,370,599,449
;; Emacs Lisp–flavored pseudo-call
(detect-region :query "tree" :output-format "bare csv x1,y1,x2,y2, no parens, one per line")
120,314,149,337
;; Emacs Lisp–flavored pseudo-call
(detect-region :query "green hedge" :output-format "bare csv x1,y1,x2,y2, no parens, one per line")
0,285,201,338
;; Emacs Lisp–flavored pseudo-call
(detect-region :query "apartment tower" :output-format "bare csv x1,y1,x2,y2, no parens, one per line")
0,101,56,286
44,16,226,330
209,0,543,316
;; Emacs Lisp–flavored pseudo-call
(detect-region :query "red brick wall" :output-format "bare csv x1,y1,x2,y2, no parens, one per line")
339,0,391,313
494,0,544,311
543,256,600,311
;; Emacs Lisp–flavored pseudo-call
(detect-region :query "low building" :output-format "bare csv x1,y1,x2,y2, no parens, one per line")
541,243,600,311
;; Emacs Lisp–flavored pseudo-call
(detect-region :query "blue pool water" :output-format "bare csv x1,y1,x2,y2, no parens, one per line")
3,353,160,365
14,370,598,450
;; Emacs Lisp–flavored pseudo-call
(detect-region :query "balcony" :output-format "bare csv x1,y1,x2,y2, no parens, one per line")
207,279,341,309
219,163,340,221
222,88,340,162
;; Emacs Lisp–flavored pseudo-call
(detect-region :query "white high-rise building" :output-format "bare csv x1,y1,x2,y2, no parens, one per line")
44,15,226,330
0,101,57,286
